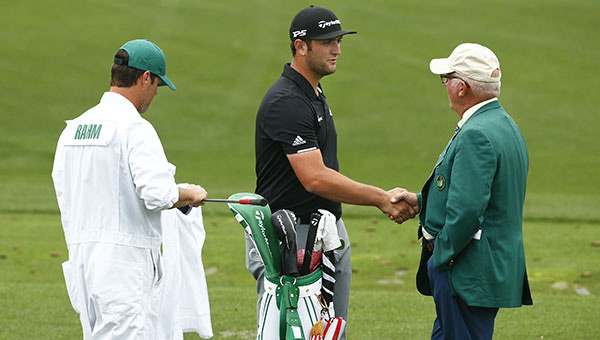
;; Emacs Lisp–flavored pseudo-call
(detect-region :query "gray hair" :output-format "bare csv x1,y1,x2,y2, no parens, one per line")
465,78,501,98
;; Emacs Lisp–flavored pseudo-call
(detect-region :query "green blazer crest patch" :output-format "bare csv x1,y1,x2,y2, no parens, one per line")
435,174,446,190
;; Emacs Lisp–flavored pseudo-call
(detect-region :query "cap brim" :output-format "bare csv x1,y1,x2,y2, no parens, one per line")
311,30,357,40
158,75,176,91
429,58,454,75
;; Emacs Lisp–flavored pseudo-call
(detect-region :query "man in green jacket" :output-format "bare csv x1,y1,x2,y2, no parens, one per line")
392,43,532,340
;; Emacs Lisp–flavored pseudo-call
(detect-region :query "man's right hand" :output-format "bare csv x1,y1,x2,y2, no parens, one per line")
173,184,208,208
387,188,419,224
378,188,419,224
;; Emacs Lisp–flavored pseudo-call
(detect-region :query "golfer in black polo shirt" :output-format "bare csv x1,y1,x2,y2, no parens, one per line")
250,6,417,337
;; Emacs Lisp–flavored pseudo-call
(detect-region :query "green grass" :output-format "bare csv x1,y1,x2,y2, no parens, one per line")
1,0,599,339
2,214,599,339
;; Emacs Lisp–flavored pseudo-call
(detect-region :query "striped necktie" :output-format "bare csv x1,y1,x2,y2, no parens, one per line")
440,126,461,160
453,125,460,137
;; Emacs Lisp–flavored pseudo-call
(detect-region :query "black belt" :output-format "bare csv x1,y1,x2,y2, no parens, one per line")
298,214,341,224
298,215,313,224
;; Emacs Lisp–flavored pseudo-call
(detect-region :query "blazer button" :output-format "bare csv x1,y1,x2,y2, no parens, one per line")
449,259,454,266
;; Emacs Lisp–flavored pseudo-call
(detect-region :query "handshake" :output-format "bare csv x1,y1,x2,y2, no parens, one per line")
381,188,419,225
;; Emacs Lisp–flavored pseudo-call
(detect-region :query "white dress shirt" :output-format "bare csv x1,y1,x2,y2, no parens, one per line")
52,92,179,249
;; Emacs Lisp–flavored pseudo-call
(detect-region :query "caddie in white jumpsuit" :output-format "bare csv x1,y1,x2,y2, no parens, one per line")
52,39,207,340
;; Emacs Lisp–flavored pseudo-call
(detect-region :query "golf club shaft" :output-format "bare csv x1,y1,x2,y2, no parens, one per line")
203,198,268,206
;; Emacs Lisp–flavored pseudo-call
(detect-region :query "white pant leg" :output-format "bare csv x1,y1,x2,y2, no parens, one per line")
68,243,162,340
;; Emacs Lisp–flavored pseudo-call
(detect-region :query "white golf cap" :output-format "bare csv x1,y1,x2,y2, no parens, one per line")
429,43,501,83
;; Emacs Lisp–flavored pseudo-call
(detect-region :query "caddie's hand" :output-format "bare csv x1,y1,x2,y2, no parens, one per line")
174,184,207,208
187,184,208,207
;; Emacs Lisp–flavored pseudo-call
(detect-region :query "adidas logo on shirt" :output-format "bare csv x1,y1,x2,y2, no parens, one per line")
292,135,306,146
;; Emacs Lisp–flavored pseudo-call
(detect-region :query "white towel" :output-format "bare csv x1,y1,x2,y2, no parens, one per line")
314,209,342,252
158,207,213,339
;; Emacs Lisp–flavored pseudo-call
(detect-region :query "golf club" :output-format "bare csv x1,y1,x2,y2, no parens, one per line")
203,198,268,206
300,212,321,275
271,209,300,277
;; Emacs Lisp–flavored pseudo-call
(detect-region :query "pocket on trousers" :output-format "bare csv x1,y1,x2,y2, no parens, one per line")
333,238,348,263
61,260,80,314
91,259,145,315
150,250,164,288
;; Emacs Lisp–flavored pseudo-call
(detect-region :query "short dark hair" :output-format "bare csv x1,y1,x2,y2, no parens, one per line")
110,49,157,87
290,38,312,56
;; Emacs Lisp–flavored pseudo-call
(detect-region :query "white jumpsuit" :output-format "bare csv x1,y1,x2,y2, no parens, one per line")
52,92,179,340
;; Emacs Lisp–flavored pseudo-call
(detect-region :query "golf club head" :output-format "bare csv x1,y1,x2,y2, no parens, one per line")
323,317,346,340
321,250,336,305
228,193,281,279
271,209,299,277
300,212,322,275
271,210,290,245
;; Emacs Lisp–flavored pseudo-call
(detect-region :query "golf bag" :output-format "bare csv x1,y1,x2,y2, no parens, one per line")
228,193,344,340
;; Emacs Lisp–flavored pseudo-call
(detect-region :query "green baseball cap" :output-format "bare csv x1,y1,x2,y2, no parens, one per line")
117,39,176,90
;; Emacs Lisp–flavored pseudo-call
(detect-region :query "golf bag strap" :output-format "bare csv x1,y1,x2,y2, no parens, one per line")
276,276,304,340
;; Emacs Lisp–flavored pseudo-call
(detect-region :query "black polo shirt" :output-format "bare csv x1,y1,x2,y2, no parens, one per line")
255,63,342,220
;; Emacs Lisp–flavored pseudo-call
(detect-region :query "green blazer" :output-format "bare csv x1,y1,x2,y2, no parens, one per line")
416,100,533,308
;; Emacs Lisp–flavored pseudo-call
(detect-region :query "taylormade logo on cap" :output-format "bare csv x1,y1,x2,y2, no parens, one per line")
289,5,356,41
318,19,341,28
429,43,501,83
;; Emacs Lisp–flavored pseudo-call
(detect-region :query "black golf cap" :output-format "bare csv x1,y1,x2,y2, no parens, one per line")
289,5,357,41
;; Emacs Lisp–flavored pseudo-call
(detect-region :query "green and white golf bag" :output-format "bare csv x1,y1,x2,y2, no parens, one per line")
228,193,327,340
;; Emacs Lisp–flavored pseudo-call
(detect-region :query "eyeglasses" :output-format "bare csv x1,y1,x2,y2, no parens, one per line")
440,74,470,88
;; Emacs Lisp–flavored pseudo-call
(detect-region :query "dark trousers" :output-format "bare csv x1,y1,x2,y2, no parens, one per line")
427,257,499,340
